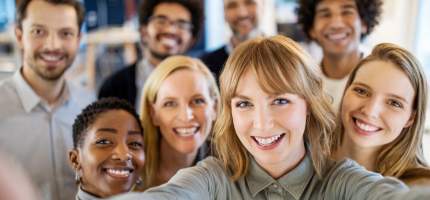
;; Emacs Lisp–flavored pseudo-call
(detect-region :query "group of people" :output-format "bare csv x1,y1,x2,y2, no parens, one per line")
1,0,430,200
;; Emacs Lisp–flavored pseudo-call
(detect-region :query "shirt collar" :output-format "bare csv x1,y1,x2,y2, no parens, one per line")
246,148,314,199
12,68,71,113
76,187,103,200
136,58,155,88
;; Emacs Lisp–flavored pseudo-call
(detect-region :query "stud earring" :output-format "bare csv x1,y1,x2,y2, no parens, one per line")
75,170,81,185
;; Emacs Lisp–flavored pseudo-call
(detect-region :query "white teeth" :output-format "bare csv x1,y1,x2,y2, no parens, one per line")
160,37,177,47
106,168,131,177
41,54,62,61
355,120,379,132
175,127,198,137
254,134,282,146
327,32,347,40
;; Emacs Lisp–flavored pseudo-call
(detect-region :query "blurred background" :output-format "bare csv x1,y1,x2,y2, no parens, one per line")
0,0,429,159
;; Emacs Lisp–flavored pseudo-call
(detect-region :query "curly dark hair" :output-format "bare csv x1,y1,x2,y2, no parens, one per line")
138,0,203,39
16,0,85,30
297,0,383,40
72,97,143,149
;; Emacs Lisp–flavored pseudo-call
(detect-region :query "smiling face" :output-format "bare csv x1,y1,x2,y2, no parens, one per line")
72,110,145,198
141,2,194,61
151,69,216,155
341,60,415,150
231,70,307,177
16,0,80,81
224,0,259,38
310,0,366,57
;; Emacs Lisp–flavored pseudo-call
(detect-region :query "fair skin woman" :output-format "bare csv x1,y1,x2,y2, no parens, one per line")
111,36,430,200
332,43,430,186
139,56,219,190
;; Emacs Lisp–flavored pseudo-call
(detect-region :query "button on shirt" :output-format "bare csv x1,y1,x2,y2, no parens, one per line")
111,148,430,200
0,70,88,200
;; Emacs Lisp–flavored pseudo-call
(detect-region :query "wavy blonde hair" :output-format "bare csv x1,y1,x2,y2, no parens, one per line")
214,35,336,180
139,55,220,190
332,43,429,178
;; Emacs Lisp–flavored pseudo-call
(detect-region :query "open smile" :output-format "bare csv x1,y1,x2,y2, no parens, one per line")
251,133,285,150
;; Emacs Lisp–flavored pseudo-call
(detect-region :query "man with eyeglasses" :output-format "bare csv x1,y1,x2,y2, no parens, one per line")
200,0,263,82
99,0,203,108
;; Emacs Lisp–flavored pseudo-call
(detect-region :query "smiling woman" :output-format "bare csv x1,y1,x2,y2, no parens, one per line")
110,36,430,200
68,97,145,199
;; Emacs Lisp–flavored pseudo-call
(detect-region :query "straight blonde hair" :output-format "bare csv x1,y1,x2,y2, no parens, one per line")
139,55,220,190
214,35,336,180
332,43,429,178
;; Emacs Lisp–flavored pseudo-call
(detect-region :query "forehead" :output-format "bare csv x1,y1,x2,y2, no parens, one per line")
354,60,415,98
157,69,210,98
23,0,79,30
152,2,191,20
316,0,357,9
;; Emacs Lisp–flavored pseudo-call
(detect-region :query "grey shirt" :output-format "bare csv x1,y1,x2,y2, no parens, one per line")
0,70,89,200
111,151,430,200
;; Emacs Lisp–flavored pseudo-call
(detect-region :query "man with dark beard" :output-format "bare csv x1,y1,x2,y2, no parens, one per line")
200,0,263,82
0,0,87,199
98,0,203,108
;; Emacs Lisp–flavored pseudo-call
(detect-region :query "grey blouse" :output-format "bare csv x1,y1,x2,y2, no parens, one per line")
110,152,430,200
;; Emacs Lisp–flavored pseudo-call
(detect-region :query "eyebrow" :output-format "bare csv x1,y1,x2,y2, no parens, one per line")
96,128,117,134
351,82,410,103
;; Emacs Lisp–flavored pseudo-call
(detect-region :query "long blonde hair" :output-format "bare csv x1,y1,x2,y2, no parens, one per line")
139,55,220,190
332,43,429,177
214,35,336,180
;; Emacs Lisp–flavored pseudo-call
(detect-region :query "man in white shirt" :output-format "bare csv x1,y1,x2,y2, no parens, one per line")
0,0,86,199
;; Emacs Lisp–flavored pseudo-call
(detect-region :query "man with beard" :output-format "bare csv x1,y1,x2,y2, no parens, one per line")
200,0,263,81
98,0,203,108
0,0,86,199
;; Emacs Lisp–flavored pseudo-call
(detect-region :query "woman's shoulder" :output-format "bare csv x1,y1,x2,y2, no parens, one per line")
401,167,430,187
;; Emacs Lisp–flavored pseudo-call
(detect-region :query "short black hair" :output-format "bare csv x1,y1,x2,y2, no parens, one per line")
72,97,143,149
16,0,85,31
297,0,382,40
138,0,203,39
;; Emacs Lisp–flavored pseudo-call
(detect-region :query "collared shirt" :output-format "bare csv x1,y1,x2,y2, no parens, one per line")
110,149,430,200
135,58,155,111
0,70,89,200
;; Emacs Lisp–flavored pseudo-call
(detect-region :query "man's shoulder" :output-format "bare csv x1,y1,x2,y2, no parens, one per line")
104,63,137,84
200,46,228,61
0,78,21,108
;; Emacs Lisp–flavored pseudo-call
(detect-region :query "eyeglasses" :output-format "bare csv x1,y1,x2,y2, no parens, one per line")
148,15,193,32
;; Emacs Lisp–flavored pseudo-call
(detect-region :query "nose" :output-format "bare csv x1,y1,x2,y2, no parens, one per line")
252,105,274,131
178,105,194,121
44,33,61,51
360,97,382,119
328,13,345,29
111,143,132,161
236,4,250,17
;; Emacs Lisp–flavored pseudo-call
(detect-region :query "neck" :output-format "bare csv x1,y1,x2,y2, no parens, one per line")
22,66,65,105
157,138,198,184
321,50,362,79
144,50,162,67
335,135,378,171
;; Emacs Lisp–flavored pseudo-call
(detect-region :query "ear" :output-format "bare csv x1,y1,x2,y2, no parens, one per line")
361,21,368,36
404,111,416,128
150,105,160,126
15,26,24,49
309,28,317,41
139,25,148,46
68,149,81,171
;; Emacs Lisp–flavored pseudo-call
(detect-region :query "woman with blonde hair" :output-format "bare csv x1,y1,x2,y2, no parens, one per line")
139,55,219,190
332,43,430,186
112,36,430,200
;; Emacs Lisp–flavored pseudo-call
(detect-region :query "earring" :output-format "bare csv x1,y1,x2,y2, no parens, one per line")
75,170,81,185
136,177,143,185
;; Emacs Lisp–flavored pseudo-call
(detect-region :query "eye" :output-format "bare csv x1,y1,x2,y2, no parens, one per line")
31,28,45,37
352,87,368,97
163,100,177,107
61,30,75,38
193,98,206,105
235,100,252,108
273,98,290,105
128,141,143,150
95,139,112,146
387,99,404,109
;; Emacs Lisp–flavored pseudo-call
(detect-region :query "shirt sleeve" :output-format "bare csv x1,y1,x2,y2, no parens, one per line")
326,159,430,200
109,157,229,200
